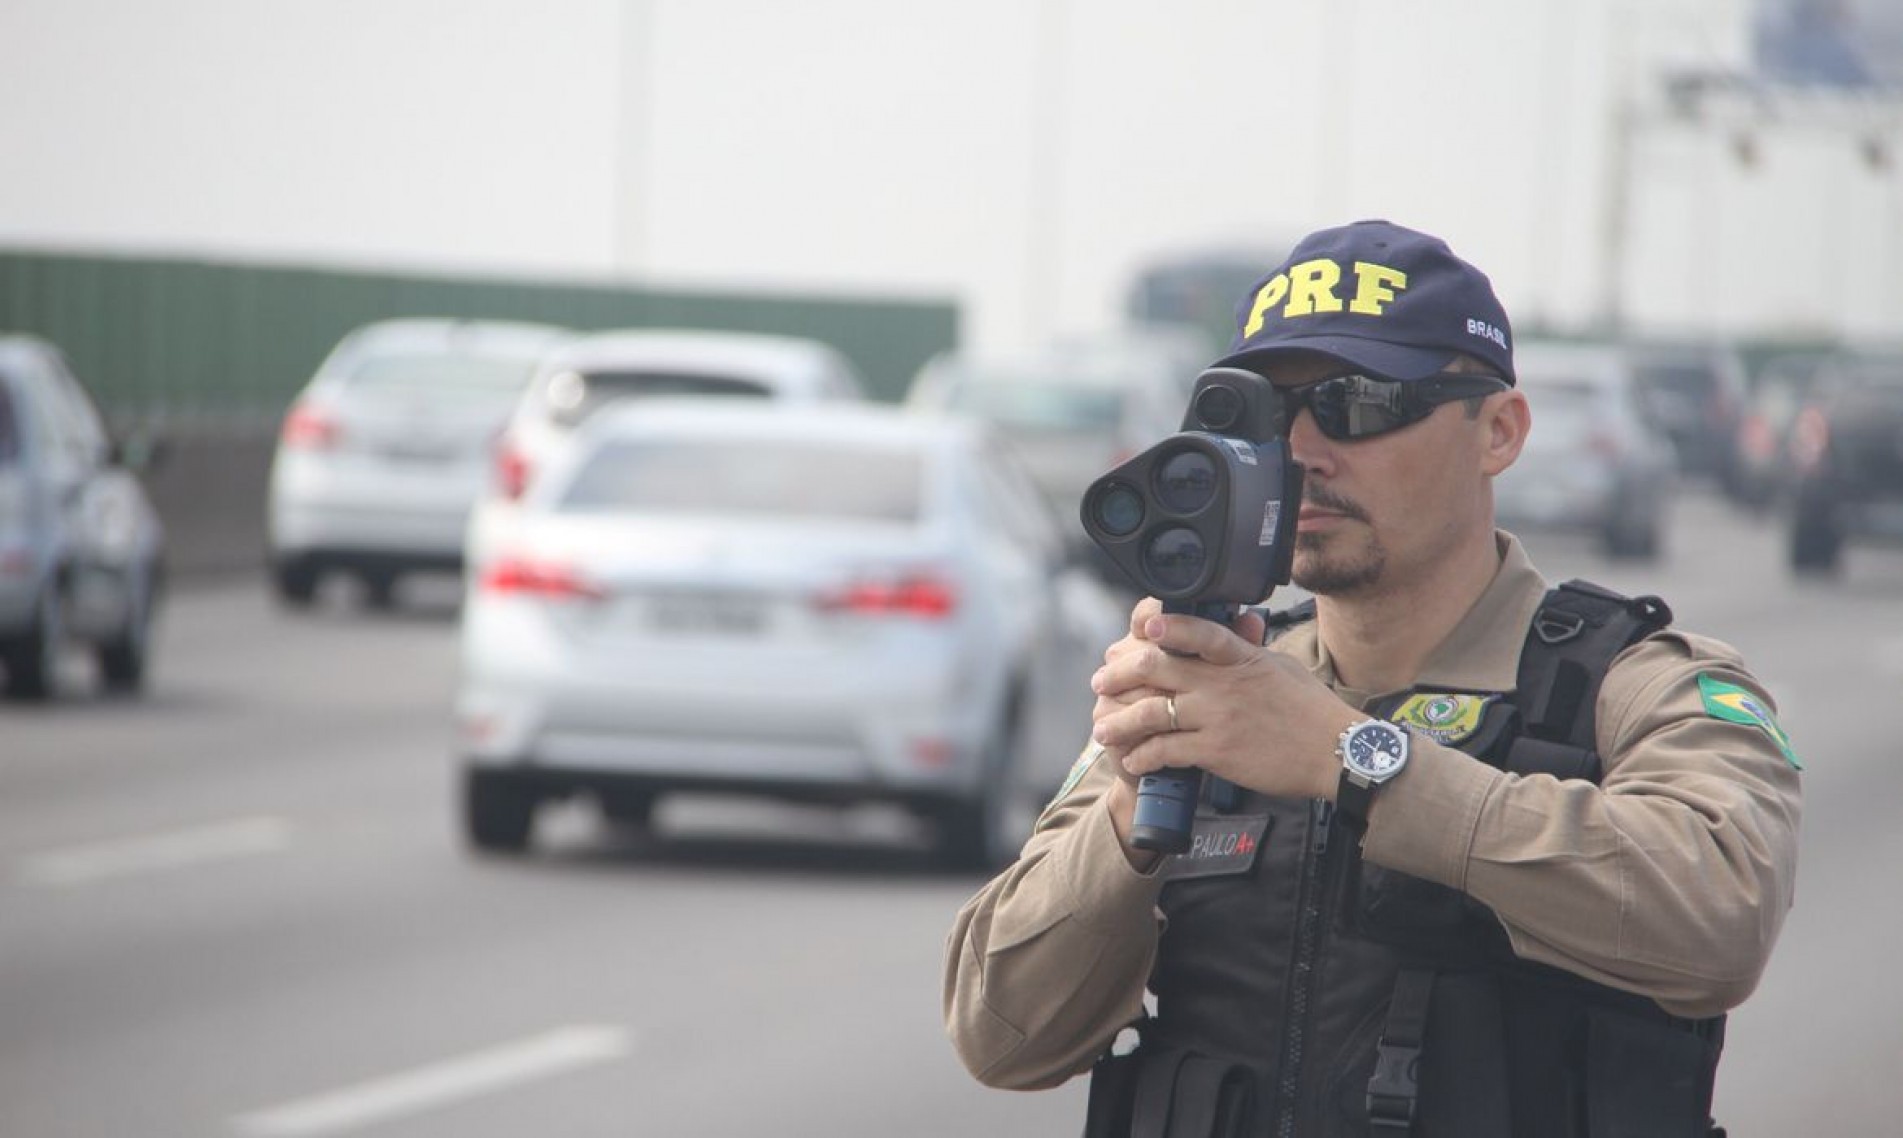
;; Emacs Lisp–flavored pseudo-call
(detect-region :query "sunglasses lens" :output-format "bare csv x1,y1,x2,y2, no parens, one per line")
1302,377,1418,440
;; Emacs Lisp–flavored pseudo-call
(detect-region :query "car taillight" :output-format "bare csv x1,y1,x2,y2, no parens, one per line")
1790,407,1830,473
815,573,958,618
1587,429,1622,460
494,439,531,500
280,402,341,450
1740,414,1776,461
479,557,604,601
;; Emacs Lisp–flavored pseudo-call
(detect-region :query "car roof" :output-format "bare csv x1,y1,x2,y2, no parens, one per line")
1511,340,1631,388
330,318,571,358
572,398,977,452
0,334,58,370
539,328,847,379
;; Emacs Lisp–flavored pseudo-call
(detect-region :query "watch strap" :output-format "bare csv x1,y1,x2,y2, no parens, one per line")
1336,766,1377,831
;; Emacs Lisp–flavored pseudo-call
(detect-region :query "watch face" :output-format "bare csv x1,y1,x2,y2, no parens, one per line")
1346,722,1408,780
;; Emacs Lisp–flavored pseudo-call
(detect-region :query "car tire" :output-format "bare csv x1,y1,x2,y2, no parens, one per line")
934,697,1028,872
1602,517,1660,562
1791,506,1843,576
598,788,657,832
360,570,399,611
462,767,538,854
273,556,319,608
2,583,61,702
98,562,158,694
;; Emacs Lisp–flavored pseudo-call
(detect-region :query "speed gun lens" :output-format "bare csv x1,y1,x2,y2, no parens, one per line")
1141,526,1207,592
1192,383,1244,432
1090,482,1145,537
1155,449,1218,514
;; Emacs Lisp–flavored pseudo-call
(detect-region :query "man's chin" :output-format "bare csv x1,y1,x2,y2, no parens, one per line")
1292,548,1384,597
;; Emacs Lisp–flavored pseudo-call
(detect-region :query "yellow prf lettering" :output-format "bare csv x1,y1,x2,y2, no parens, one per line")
1350,261,1408,314
1241,274,1290,338
1283,258,1345,316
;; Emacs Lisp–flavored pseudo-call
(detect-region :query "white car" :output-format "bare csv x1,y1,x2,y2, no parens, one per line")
266,318,570,608
455,399,1110,867
905,325,1207,577
1495,340,1678,560
466,329,869,574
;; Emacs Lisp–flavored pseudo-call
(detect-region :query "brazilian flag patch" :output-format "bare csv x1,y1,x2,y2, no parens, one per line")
1049,743,1103,808
1699,673,1802,770
1390,693,1492,745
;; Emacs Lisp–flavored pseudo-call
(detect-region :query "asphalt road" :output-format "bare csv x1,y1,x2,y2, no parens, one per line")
4,488,1899,1137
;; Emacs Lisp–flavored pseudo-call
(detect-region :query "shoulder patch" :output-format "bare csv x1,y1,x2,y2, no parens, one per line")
1698,673,1802,770
1390,693,1493,745
1050,743,1103,807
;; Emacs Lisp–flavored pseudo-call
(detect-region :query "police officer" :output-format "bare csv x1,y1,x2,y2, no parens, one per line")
942,220,1801,1137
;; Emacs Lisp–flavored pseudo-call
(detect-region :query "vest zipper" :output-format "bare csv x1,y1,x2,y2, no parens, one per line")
1273,797,1333,1137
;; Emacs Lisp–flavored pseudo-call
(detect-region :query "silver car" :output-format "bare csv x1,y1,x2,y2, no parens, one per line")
455,400,1109,867
1496,340,1678,561
0,335,165,700
904,325,1208,573
466,328,869,574
266,318,569,608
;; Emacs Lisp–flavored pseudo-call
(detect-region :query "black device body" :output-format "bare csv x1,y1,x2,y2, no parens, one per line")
1079,368,1305,853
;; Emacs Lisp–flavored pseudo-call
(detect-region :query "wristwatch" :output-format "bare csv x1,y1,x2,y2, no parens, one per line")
1334,718,1410,830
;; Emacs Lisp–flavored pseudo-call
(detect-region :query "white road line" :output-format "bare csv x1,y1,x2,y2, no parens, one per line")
231,1025,633,1137
13,815,293,888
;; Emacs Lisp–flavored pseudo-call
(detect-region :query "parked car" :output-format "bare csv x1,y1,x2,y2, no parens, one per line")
1627,340,1750,488
1495,340,1678,560
1730,349,1831,510
466,329,868,573
0,335,165,699
267,318,570,608
1786,350,1903,575
904,324,1208,574
455,400,1110,868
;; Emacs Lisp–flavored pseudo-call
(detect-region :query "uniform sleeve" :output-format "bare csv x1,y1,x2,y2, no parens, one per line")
1360,630,1803,1019
942,745,1167,1089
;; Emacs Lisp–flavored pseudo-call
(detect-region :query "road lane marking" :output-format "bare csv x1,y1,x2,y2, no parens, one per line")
230,1025,633,1137
14,815,293,888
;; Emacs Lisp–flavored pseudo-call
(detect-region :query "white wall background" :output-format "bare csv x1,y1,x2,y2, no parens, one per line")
2,0,1896,356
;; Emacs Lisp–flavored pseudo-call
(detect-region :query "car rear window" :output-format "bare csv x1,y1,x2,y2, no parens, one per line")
347,353,541,395
1522,379,1607,443
544,370,775,426
945,374,1125,432
556,438,922,522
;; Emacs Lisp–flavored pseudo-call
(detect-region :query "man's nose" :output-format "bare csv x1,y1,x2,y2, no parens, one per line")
1285,404,1334,477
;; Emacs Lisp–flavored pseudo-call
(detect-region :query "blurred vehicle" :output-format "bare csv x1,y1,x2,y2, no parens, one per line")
1731,350,1832,510
1495,340,1678,560
467,328,868,573
0,335,165,699
456,400,1104,868
1627,340,1750,488
1786,349,1903,575
904,325,1208,574
267,318,569,608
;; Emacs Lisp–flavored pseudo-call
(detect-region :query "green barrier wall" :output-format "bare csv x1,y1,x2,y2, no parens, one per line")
0,249,959,420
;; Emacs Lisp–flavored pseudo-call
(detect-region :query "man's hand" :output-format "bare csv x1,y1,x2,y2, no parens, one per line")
1089,601,1358,803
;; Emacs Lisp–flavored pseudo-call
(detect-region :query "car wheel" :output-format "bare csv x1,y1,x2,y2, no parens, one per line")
462,767,538,854
1791,506,1843,576
598,789,657,833
935,698,1029,871
360,570,399,611
273,556,319,608
98,562,158,694
1604,517,1661,561
2,583,62,702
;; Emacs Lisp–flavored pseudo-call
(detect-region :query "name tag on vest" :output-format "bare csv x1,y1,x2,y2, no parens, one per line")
1164,814,1272,881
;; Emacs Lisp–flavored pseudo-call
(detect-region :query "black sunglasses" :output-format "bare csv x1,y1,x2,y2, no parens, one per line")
1279,372,1511,441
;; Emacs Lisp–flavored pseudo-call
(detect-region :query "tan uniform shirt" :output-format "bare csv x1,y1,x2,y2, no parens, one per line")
943,533,1803,1090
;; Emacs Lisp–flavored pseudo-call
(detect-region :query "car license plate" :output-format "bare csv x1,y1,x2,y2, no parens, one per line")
645,593,766,635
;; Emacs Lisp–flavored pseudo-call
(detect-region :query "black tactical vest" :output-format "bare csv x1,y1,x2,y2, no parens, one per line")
1083,581,1726,1138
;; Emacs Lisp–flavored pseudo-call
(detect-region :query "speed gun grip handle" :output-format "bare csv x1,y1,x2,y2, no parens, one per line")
1127,600,1236,854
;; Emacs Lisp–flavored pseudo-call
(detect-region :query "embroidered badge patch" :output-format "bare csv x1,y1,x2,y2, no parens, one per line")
1390,693,1492,745
1163,814,1272,881
1049,743,1103,808
1698,673,1802,770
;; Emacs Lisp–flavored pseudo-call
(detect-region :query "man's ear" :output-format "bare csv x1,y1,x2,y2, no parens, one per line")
1479,390,1530,476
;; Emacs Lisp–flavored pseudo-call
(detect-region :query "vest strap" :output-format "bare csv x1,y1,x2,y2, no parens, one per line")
1367,967,1435,1130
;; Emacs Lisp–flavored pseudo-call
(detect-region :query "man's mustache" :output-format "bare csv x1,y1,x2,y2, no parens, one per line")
1303,483,1369,523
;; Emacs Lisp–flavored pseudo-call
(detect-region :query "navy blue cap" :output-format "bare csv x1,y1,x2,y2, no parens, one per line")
1216,219,1515,384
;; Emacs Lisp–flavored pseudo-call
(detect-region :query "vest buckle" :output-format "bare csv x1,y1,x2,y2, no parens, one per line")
1366,1040,1420,1130
1533,607,1586,645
